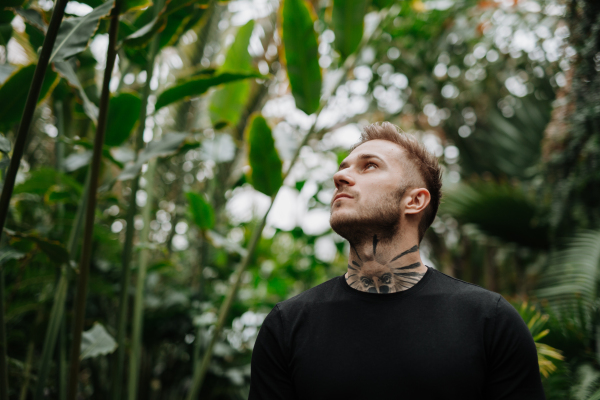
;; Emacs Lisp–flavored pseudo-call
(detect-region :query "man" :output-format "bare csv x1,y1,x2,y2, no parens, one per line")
249,123,545,399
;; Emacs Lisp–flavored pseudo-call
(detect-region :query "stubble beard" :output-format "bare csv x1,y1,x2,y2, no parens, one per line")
330,186,406,247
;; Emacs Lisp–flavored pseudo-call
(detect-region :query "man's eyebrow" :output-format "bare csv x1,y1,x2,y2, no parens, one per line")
338,154,385,170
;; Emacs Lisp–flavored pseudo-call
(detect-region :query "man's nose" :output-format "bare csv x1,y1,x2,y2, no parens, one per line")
333,169,355,189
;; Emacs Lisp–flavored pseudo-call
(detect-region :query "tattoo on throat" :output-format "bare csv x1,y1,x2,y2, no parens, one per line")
346,235,425,294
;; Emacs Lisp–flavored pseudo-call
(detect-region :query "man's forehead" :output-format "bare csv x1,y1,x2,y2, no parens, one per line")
343,140,406,164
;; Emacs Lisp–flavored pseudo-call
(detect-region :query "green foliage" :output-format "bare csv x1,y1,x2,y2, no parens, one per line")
331,0,369,61
536,230,600,329
104,92,142,146
441,180,549,249
4,229,70,264
155,71,262,110
53,61,99,124
281,0,322,114
209,20,255,127
118,132,189,180
49,0,115,62
186,191,215,230
0,64,59,130
245,113,283,197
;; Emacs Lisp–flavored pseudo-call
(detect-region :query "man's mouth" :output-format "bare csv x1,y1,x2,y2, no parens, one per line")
333,193,353,203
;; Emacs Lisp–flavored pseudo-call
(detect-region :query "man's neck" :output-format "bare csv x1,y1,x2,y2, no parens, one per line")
344,233,427,294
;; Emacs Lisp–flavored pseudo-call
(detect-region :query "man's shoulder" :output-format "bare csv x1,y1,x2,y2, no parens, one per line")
430,268,501,308
276,275,341,312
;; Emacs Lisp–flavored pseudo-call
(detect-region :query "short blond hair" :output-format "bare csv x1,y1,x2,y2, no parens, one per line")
352,122,443,242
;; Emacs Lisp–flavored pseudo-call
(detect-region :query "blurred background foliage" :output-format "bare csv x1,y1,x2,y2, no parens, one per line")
0,0,599,398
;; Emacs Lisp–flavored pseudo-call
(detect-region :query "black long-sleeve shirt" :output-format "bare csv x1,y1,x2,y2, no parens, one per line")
249,266,545,399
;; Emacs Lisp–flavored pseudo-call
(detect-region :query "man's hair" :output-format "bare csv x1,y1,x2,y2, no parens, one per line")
351,122,443,242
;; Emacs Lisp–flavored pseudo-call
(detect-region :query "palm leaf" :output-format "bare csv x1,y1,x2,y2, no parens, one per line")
536,230,600,332
440,180,549,249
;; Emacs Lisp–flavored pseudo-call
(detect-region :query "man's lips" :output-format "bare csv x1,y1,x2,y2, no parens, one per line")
333,193,353,202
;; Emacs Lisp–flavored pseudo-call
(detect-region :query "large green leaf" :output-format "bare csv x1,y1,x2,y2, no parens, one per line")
155,71,262,110
53,61,99,124
281,0,322,115
186,192,215,230
117,132,188,180
104,92,142,146
440,180,549,249
245,114,282,196
331,0,370,61
49,0,114,62
209,20,254,127
0,64,60,130
80,323,118,360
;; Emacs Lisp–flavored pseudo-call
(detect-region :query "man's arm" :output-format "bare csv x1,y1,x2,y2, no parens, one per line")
249,305,296,400
484,295,546,400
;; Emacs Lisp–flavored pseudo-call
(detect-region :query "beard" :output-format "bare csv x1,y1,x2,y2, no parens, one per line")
330,185,407,247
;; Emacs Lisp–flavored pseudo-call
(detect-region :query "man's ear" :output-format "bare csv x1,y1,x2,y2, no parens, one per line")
403,187,431,216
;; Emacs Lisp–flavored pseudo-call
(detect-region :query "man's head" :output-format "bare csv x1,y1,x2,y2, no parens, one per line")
329,122,442,244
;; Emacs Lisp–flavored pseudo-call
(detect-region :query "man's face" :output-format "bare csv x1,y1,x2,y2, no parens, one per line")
329,140,409,242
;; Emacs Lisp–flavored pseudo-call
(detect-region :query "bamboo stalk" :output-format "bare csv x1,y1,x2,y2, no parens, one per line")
0,1,70,396
111,21,160,400
185,8,395,398
65,3,120,400
127,157,157,400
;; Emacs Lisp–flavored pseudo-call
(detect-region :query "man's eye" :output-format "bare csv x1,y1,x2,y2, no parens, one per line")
365,163,377,170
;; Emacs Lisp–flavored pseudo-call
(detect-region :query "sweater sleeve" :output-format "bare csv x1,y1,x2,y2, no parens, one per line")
483,296,546,400
248,305,296,400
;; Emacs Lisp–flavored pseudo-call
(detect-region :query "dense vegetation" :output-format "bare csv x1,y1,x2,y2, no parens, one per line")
0,0,598,398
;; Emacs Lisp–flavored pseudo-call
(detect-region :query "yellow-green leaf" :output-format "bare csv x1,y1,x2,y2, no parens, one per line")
245,113,282,196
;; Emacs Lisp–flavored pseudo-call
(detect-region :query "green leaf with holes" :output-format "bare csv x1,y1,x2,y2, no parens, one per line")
186,192,215,230
281,0,321,114
105,92,142,147
332,0,370,61
245,113,282,196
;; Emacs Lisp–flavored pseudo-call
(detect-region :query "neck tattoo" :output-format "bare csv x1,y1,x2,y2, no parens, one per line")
346,235,425,294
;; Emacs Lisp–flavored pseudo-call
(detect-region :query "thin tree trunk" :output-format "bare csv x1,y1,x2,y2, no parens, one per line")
111,17,161,400
66,4,120,400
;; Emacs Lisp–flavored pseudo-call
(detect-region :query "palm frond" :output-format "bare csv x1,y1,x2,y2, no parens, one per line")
440,180,549,249
536,230,600,329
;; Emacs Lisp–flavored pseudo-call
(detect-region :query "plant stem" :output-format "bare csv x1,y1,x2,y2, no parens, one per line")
0,2,69,397
127,157,157,400
185,8,395,398
0,261,7,400
111,19,160,400
65,4,120,400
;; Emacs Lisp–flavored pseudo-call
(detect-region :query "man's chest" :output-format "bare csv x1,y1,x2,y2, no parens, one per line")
286,307,488,399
